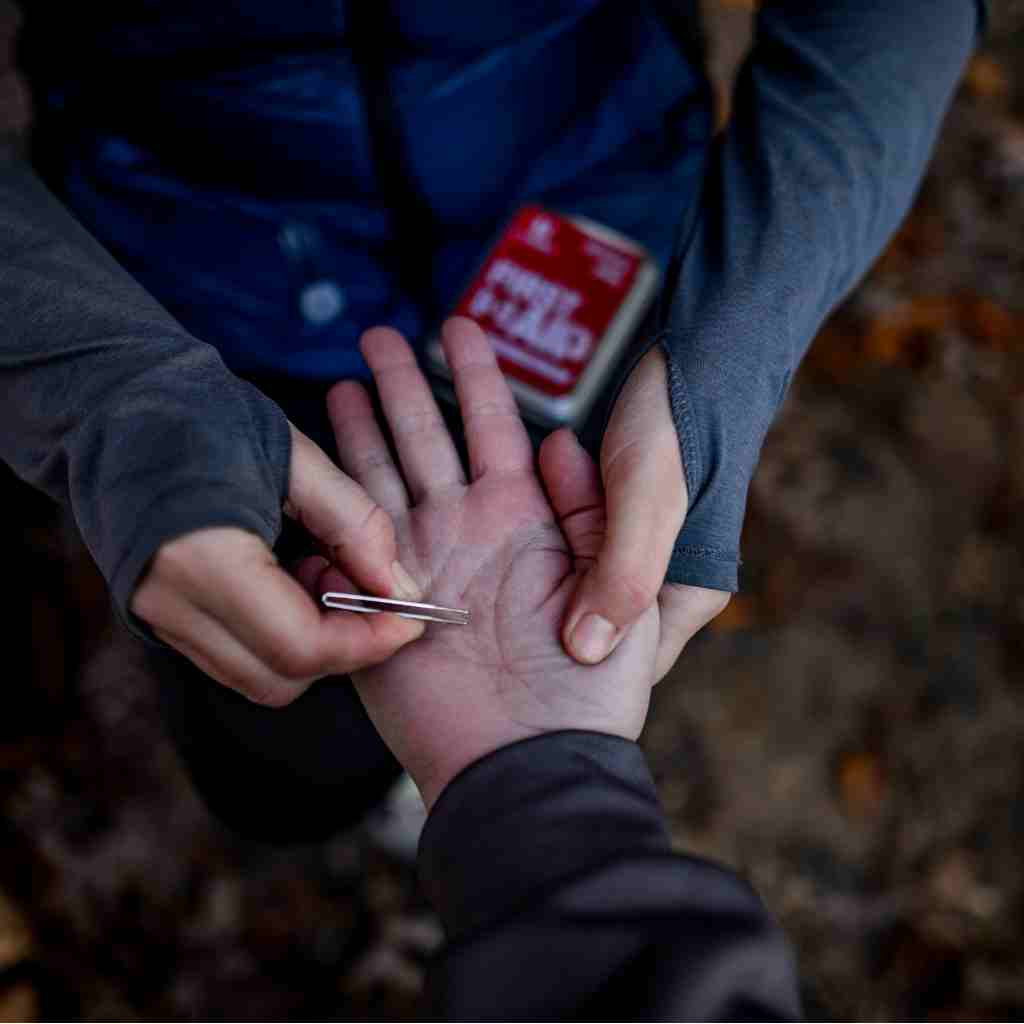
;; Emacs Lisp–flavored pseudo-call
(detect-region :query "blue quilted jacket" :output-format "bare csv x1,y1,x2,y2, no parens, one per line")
24,1,712,380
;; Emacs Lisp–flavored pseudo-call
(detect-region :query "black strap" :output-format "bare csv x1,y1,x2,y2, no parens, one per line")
649,0,708,69
346,3,442,324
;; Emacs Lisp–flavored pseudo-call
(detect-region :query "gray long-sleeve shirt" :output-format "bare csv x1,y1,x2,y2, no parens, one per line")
0,155,290,620
657,0,982,588
0,1,982,628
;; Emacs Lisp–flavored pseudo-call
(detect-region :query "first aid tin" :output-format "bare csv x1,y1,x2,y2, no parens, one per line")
426,205,661,429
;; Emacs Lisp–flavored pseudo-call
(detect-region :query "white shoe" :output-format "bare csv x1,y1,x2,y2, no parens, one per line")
363,773,428,864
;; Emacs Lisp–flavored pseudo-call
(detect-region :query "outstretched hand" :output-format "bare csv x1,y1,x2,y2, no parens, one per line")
296,318,674,807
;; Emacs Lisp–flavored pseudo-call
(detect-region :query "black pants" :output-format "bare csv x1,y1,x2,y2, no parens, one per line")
146,344,636,843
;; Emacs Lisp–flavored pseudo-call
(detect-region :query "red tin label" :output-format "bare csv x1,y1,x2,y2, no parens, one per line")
453,206,644,397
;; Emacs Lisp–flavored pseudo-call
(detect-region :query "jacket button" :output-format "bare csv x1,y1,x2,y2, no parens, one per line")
299,280,345,325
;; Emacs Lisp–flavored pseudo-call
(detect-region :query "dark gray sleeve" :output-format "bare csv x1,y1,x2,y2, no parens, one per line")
419,731,801,1020
661,0,984,591
0,152,291,632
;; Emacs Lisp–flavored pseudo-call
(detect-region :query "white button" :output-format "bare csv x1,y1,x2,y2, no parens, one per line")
299,280,345,325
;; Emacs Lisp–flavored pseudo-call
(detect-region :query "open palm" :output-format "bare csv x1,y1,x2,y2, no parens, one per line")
301,318,661,806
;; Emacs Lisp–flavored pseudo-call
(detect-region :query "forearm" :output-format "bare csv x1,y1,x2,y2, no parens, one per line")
661,0,983,590
0,153,290,624
419,731,800,1019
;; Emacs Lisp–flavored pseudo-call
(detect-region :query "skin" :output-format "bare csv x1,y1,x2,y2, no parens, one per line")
131,316,728,711
294,317,712,808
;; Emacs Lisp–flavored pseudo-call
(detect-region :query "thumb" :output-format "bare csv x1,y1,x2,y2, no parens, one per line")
564,347,686,664
285,423,420,601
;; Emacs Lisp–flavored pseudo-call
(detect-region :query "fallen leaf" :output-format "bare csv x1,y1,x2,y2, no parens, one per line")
958,294,1019,352
862,296,955,367
964,54,1010,103
0,983,38,1023
0,889,32,971
805,321,865,383
834,749,887,820
874,213,946,276
708,593,759,632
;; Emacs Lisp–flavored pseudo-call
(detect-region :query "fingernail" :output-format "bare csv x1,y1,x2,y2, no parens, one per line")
570,613,619,664
391,561,422,600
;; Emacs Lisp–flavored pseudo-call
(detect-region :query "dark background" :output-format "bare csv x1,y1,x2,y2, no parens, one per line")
3,1,1024,1018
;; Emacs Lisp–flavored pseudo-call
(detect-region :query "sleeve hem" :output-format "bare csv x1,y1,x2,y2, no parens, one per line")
109,488,281,642
658,334,704,506
666,544,739,592
418,730,671,939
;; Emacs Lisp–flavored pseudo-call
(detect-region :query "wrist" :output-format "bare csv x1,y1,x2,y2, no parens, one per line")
411,720,546,811
408,708,638,811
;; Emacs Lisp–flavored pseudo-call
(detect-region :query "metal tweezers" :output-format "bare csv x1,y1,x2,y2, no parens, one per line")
321,592,470,626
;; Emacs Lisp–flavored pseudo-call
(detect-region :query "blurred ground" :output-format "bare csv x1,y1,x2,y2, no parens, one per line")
4,1,1024,1019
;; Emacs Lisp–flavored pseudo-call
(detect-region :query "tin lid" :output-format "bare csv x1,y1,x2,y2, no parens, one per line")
451,206,652,399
